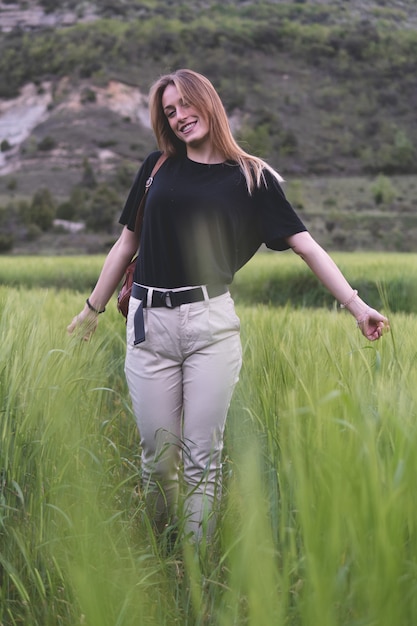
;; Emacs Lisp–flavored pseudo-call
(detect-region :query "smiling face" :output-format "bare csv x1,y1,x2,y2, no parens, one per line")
162,83,211,154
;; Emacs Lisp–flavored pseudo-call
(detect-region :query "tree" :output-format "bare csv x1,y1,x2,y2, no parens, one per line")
29,188,56,231
86,184,120,233
0,232,14,252
69,186,91,222
0,205,15,252
80,157,97,189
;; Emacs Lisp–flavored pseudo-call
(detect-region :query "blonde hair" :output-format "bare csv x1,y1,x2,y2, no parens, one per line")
149,69,283,194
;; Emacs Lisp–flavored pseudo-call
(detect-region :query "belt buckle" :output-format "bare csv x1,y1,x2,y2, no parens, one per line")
162,290,174,308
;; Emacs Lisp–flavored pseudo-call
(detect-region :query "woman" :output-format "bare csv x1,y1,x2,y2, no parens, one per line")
68,69,388,542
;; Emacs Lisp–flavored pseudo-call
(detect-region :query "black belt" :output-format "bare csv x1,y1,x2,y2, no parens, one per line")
131,283,228,345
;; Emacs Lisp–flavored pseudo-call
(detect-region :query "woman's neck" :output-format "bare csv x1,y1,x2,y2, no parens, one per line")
186,144,225,165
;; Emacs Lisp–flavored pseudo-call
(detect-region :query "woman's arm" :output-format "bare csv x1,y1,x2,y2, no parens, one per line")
286,231,389,341
67,225,139,339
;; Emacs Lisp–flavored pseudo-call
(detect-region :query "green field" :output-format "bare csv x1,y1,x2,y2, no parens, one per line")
1,252,416,625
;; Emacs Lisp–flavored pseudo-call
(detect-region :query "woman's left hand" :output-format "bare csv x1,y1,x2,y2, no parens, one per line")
356,307,389,341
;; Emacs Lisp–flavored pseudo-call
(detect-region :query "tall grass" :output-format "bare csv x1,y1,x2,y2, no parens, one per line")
231,251,417,312
1,252,416,311
229,305,417,625
1,254,416,625
0,288,175,625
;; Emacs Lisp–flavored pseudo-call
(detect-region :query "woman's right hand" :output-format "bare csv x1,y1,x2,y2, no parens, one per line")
66,226,139,341
67,305,99,341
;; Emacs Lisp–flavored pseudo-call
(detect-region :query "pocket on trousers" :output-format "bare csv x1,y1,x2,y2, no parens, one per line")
208,293,240,338
186,300,213,346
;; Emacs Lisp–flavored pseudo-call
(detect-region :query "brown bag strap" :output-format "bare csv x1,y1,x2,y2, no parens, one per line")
133,152,168,236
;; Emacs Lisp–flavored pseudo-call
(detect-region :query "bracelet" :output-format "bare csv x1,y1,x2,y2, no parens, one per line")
356,307,370,327
86,298,105,314
340,289,358,309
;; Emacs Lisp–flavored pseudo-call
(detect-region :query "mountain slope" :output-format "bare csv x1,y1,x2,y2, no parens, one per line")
0,0,416,254
0,0,416,190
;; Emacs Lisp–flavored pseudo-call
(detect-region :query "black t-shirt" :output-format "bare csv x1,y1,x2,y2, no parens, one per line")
119,151,307,288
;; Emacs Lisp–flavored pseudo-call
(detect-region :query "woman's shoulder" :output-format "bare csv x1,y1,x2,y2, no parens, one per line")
143,150,164,170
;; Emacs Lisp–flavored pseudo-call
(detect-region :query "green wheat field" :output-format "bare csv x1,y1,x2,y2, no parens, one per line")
1,252,416,626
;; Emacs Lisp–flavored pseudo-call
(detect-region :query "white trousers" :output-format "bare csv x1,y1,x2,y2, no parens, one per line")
124,289,242,540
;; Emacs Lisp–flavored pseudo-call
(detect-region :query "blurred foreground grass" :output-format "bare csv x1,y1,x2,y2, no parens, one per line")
0,253,416,625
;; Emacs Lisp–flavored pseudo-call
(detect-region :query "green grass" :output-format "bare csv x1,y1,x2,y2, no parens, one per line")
231,251,417,312
1,253,416,625
230,305,417,626
1,251,416,311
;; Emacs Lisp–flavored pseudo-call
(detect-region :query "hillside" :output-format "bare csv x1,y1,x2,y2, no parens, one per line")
0,0,416,253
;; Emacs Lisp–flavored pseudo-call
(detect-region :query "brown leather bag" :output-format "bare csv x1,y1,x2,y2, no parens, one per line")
117,153,168,318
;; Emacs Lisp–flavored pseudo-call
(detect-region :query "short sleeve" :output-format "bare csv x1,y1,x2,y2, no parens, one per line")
119,151,162,231
253,170,307,251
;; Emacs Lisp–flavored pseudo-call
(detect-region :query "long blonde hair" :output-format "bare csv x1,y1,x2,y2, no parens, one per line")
149,69,283,194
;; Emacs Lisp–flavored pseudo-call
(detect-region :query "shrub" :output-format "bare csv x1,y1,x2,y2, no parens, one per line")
113,162,137,191
56,200,76,221
39,0,56,13
0,232,14,252
80,87,97,104
371,174,397,205
392,129,415,172
25,222,42,241
96,139,117,148
237,123,272,158
6,178,17,191
38,136,57,151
